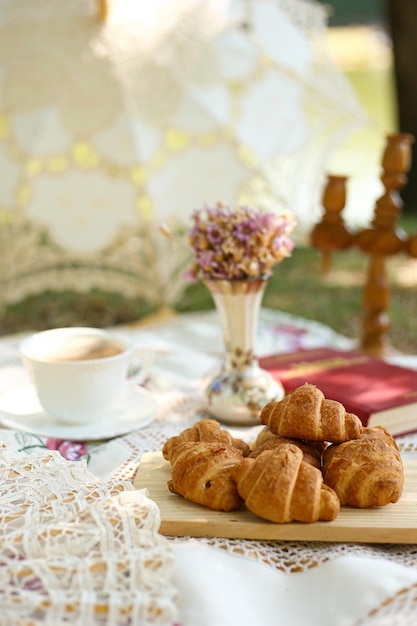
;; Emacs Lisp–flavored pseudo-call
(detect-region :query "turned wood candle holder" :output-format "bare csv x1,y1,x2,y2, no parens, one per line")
310,133,415,357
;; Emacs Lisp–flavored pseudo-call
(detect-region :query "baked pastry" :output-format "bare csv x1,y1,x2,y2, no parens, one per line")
250,428,323,469
162,418,250,462
167,441,244,512
260,383,363,443
233,443,340,523
322,426,404,507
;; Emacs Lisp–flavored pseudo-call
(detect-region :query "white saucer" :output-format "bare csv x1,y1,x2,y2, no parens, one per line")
0,384,158,441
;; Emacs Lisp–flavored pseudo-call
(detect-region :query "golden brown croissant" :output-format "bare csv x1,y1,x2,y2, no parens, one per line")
250,428,322,470
260,383,363,443
322,426,404,508
167,441,244,511
162,419,250,462
233,444,340,523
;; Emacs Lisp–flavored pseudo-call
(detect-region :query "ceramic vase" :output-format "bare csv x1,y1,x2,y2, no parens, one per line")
204,276,285,426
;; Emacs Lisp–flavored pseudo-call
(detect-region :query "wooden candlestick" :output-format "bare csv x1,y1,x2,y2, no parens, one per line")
356,133,414,356
310,175,353,273
310,133,415,357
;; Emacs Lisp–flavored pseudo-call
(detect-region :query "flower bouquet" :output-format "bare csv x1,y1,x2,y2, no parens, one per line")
188,203,296,281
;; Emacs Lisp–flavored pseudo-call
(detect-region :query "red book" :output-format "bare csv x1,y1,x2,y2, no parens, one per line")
259,347,417,437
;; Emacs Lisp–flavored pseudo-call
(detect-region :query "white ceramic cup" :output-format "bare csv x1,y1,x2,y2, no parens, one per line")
19,327,153,425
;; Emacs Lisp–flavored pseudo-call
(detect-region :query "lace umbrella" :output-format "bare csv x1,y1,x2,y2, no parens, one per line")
0,0,367,310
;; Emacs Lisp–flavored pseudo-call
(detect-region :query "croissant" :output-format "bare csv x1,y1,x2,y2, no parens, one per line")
322,426,404,508
167,441,244,511
260,383,363,443
162,419,250,462
250,429,322,470
233,444,340,523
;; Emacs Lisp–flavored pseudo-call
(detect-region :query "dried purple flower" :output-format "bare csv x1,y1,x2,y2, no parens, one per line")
188,203,296,281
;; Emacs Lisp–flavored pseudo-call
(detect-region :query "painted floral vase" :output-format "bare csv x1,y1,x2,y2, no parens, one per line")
204,276,285,426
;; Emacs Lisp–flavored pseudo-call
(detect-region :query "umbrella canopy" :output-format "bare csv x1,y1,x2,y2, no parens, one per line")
0,0,368,310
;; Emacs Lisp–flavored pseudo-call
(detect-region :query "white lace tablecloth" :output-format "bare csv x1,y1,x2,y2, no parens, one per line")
1,308,417,626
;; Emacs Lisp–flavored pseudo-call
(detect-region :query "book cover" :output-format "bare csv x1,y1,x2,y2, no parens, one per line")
259,347,417,437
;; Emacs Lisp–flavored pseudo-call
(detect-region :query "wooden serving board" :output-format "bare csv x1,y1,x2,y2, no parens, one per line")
134,451,417,544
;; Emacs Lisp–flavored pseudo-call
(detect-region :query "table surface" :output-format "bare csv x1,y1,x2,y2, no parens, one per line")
1,307,417,626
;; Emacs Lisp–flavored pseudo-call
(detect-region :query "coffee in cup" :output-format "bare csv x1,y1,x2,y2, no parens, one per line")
19,327,152,425
36,334,126,362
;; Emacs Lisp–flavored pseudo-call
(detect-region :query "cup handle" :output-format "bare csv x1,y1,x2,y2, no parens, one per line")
127,347,154,386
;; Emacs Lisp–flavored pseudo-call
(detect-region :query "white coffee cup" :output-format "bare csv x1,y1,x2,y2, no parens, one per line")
19,327,153,425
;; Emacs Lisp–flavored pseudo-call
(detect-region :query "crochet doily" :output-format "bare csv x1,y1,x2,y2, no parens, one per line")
0,444,178,626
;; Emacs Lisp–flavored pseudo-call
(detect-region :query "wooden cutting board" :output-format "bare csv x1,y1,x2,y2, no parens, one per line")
134,451,417,544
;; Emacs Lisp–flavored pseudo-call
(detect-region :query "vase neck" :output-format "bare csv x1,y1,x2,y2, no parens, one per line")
205,278,268,371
